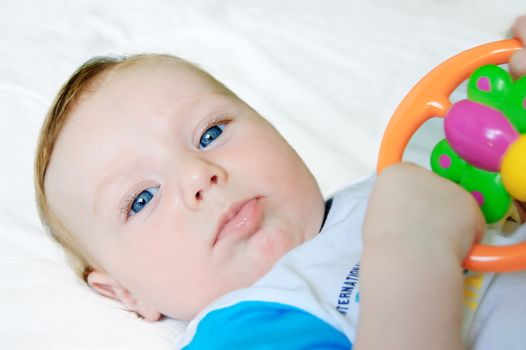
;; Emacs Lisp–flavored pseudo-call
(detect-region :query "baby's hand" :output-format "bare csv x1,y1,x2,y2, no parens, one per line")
510,15,526,78
363,162,484,262
357,163,483,350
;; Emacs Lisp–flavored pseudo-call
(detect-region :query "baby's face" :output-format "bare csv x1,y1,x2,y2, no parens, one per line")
45,60,325,320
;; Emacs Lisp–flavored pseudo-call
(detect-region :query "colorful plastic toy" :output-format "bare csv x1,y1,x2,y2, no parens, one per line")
431,64,526,224
377,39,525,272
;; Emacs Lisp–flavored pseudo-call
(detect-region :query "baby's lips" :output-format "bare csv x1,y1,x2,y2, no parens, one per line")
214,198,263,245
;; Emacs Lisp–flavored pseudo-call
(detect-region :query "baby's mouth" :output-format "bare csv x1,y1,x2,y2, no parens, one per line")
213,197,263,246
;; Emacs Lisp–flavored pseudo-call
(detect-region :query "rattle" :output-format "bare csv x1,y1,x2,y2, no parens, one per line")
377,39,526,272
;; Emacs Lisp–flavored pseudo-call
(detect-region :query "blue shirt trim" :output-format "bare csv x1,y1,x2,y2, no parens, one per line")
183,300,352,349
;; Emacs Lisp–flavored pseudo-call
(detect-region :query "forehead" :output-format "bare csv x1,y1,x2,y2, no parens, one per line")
52,61,217,160
44,61,233,220
54,60,229,160
95,60,225,112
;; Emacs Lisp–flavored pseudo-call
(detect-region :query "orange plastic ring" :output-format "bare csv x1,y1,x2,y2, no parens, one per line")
376,39,525,272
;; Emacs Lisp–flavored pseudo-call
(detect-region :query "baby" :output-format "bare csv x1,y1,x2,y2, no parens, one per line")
35,16,526,350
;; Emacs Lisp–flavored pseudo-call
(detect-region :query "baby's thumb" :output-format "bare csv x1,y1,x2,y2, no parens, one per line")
510,15,526,79
510,49,526,79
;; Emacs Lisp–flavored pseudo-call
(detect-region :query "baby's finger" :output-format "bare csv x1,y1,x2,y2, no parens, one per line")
512,15,526,42
509,15,526,79
509,48,526,79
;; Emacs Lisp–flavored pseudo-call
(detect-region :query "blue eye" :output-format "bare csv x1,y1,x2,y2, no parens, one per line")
129,187,158,216
199,124,226,149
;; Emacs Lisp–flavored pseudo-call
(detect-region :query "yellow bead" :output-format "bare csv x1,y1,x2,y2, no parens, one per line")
501,135,526,201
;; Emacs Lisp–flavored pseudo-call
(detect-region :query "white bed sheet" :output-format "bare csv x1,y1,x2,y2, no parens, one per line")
1,0,524,348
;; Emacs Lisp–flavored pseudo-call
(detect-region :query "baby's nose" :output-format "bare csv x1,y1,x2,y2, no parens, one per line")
194,175,218,201
182,158,226,209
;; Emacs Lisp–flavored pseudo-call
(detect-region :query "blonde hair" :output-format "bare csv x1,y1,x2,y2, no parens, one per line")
34,54,232,283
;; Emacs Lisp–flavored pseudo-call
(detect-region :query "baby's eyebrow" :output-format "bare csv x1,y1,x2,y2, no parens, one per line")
93,159,138,216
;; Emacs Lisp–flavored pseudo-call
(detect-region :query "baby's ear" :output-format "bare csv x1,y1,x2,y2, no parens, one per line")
86,270,162,321
86,270,121,299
